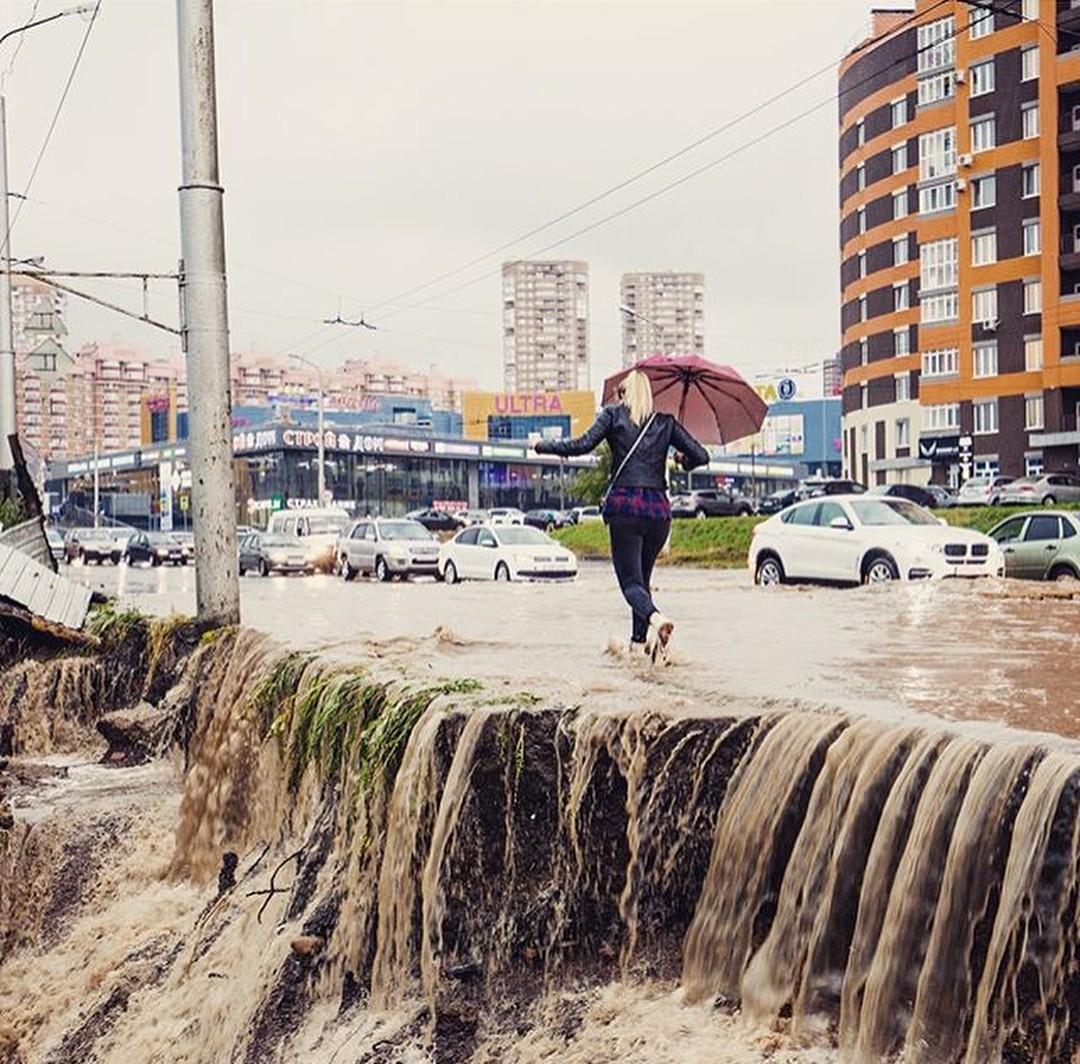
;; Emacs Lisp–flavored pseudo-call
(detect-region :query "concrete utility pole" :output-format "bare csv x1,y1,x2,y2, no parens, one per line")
0,97,15,472
176,0,239,625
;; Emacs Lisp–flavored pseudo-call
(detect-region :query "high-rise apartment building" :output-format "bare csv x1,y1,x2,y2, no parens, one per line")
620,271,704,366
501,260,589,392
838,0,1076,488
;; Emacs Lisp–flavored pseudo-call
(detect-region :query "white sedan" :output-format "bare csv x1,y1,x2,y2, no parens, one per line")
438,524,577,583
748,494,1004,586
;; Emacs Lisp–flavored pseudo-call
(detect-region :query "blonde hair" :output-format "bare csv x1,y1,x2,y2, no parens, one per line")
619,370,654,426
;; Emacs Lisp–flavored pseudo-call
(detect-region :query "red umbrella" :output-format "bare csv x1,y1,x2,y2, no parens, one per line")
602,354,768,446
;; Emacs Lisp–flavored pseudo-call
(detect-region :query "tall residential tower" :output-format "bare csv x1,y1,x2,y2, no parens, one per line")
620,271,705,366
501,260,589,392
838,0,1073,488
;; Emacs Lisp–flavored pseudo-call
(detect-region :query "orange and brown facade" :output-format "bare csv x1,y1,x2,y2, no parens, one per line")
838,0,1080,486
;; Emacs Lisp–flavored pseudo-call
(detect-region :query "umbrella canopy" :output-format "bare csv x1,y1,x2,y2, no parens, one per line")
602,354,768,446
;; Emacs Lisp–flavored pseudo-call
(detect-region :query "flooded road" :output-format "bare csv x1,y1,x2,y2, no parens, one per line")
75,561,1080,747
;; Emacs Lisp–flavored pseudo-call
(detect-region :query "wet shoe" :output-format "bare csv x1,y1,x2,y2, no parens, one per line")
645,613,674,664
627,640,649,664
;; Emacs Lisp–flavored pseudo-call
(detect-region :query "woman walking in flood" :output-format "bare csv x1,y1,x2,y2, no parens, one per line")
534,370,709,663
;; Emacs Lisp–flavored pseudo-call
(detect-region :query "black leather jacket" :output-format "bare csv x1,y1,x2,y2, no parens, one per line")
534,405,710,491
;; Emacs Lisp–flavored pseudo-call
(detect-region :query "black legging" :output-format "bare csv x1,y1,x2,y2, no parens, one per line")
608,513,671,643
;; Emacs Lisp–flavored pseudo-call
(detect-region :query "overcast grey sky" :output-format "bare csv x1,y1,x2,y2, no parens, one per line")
3,0,873,392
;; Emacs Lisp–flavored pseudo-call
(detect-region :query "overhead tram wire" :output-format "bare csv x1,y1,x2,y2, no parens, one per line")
371,7,973,327
9,1,101,235
357,0,953,322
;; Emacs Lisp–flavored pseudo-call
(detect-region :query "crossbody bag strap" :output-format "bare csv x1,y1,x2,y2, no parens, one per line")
604,412,657,498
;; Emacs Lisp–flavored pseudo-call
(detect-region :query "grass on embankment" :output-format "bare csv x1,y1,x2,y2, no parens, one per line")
551,503,1080,570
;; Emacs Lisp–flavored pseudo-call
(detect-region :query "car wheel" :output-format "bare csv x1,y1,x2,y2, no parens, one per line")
755,554,785,587
259,558,270,577
152,555,162,567
443,560,459,584
695,509,707,520
341,557,356,582
862,554,899,584
1050,564,1078,583
239,563,245,576
1043,495,1057,506
375,556,391,582
494,561,511,582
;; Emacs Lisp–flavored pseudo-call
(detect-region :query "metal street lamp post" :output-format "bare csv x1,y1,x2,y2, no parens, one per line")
289,353,326,503
0,6,94,472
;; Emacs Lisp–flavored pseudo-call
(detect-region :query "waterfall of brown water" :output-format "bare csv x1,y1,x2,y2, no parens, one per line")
0,656,105,753
682,712,848,1004
11,617,1080,1063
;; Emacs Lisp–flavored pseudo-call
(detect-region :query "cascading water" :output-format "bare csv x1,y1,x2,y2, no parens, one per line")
3,621,1080,1062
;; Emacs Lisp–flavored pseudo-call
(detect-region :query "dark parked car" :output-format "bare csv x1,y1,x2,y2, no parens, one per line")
800,477,868,498
523,509,572,531
756,489,799,516
926,485,958,508
670,489,754,519
406,508,465,533
64,527,121,565
124,531,186,566
238,531,313,576
870,483,939,509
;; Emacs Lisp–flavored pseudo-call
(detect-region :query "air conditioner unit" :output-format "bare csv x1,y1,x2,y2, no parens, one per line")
955,68,966,84
958,153,974,167
982,319,999,332
956,177,968,191
1073,341,1080,358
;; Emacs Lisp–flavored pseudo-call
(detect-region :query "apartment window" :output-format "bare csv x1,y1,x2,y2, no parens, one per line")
894,282,910,312
972,229,997,266
919,181,956,214
973,287,998,325
973,399,999,435
896,418,911,448
918,71,955,108
858,250,867,278
857,162,866,190
971,115,996,153
924,403,961,431
896,374,912,402
891,98,907,127
972,174,996,208
894,327,911,356
859,294,868,322
1025,335,1043,371
973,458,1000,477
918,18,956,73
922,347,959,378
970,59,995,97
970,6,993,38
1021,0,1038,18
1022,104,1040,140
1023,219,1041,256
922,291,959,323
892,143,908,173
858,206,867,233
857,119,866,146
1022,163,1040,198
973,341,998,378
919,127,956,181
860,337,869,365
1025,394,1045,431
1021,46,1038,82
1026,454,1044,478
861,382,869,410
1024,279,1042,314
892,190,908,220
893,235,910,265
920,237,958,290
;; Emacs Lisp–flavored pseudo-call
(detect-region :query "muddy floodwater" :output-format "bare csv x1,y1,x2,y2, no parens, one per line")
89,561,1080,744
8,561,1080,1064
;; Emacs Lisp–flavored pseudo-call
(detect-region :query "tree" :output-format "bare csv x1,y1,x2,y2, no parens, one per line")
568,444,611,506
